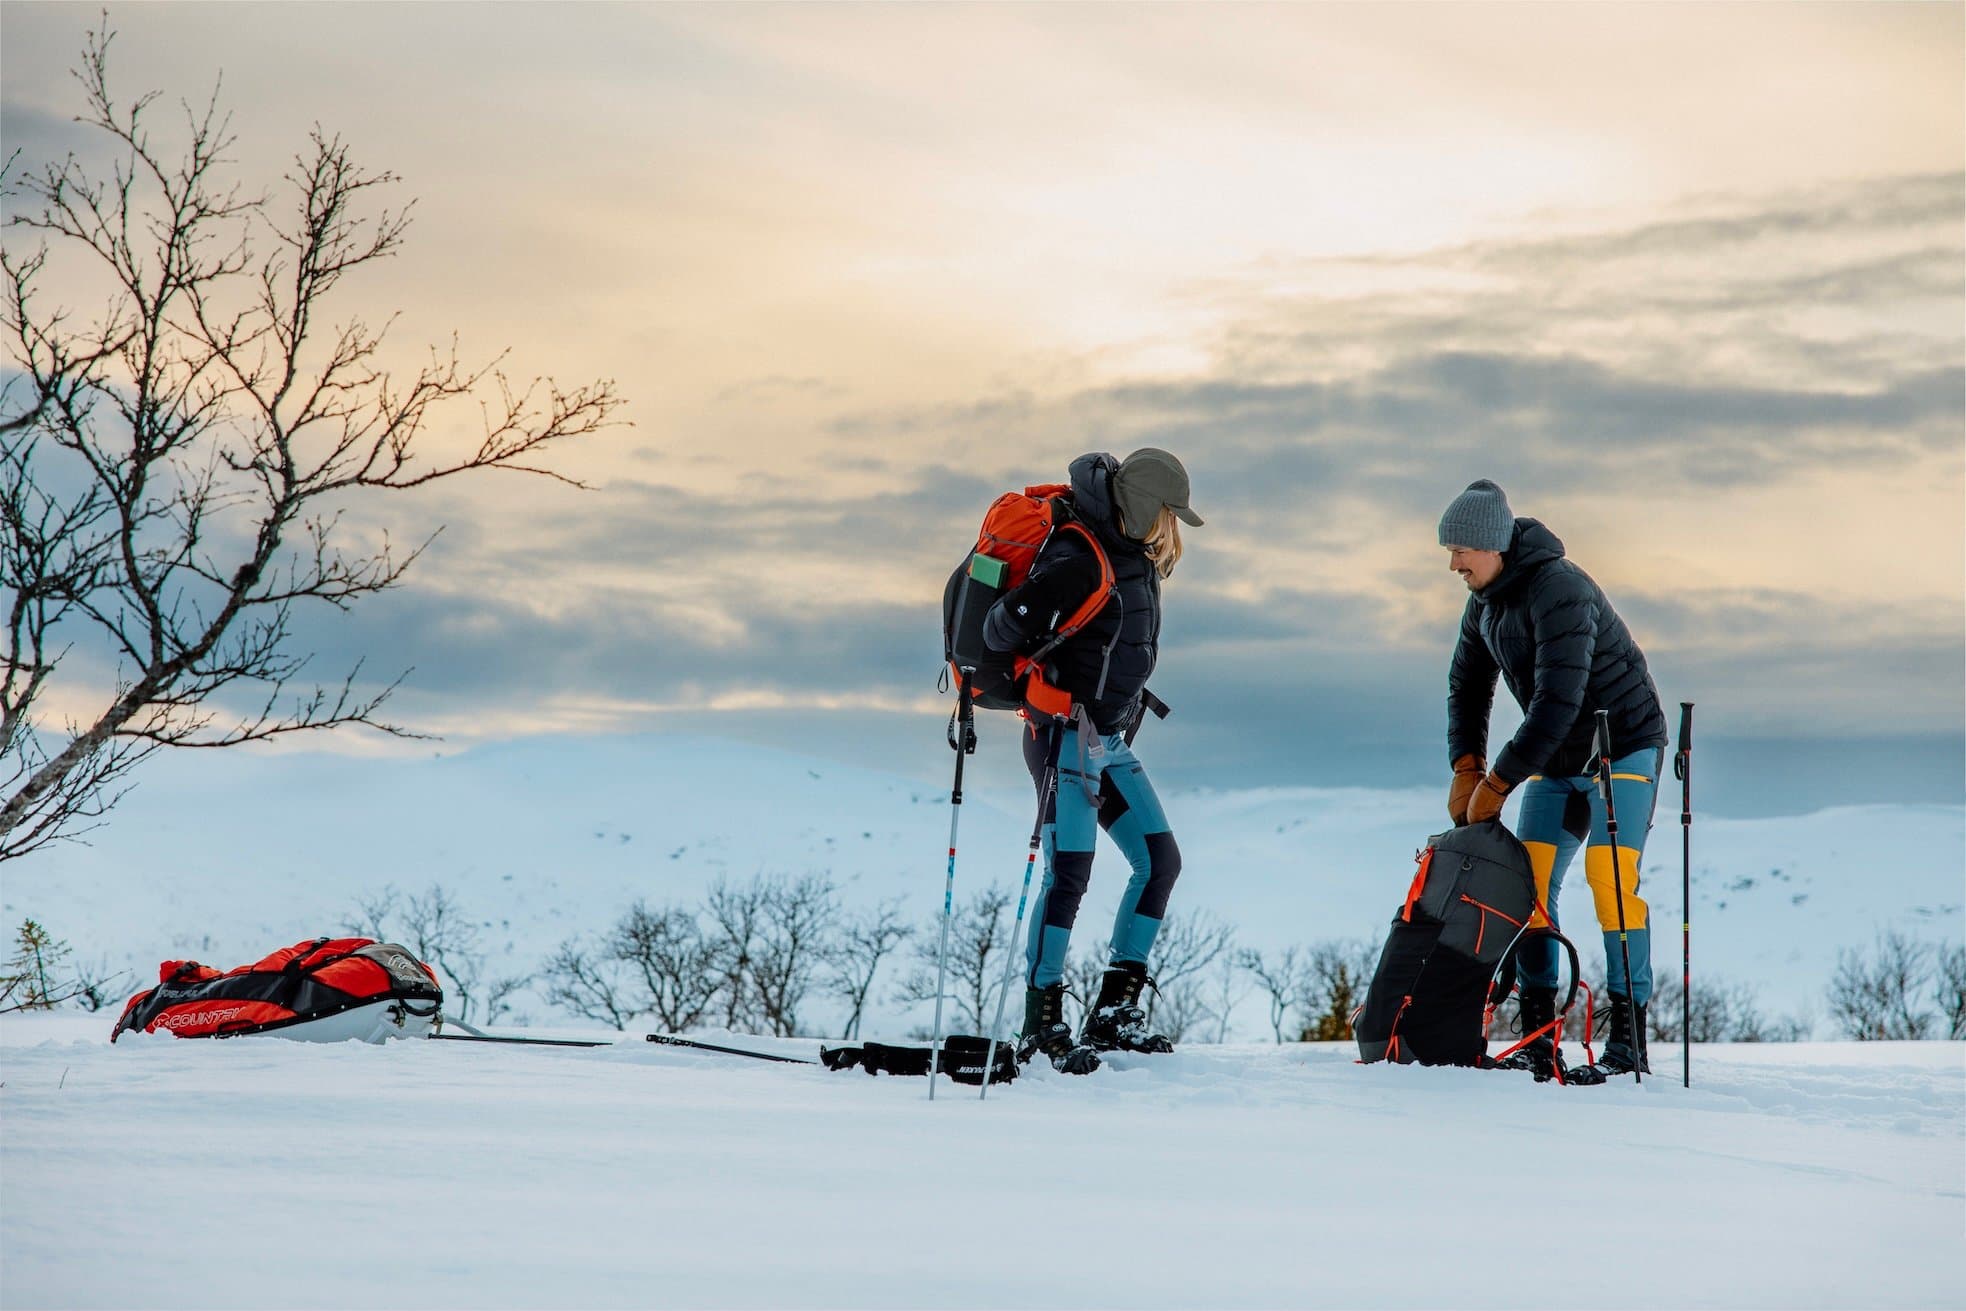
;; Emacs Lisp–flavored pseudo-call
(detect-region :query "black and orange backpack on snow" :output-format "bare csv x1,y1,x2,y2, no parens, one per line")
941,484,1115,717
1355,820,1593,1074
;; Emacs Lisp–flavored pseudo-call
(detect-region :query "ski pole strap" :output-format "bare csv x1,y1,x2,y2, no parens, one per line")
947,674,977,755
1673,700,1693,781
1123,688,1171,747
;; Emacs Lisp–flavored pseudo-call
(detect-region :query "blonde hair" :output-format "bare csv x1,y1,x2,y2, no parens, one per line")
1140,505,1184,579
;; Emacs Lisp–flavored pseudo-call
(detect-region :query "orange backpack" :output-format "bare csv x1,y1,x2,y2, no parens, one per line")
941,484,1115,716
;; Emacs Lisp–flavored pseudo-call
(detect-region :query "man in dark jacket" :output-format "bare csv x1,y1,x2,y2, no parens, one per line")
1440,479,1666,1084
983,449,1199,1074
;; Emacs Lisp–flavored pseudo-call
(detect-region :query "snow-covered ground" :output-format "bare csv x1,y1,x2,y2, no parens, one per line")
2,1012,1961,1309
10,734,1962,1034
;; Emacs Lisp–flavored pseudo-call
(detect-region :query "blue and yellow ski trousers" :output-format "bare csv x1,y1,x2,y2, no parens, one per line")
1513,747,1661,1005
1020,715,1182,989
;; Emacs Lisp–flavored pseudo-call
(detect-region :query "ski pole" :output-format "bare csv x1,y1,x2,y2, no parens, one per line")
981,716,1063,1101
431,1033,614,1048
1674,701,1694,1088
1595,710,1641,1085
645,1033,817,1065
930,674,978,1101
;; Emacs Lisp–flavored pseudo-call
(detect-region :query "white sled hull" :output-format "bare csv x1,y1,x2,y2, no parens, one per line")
257,1000,439,1044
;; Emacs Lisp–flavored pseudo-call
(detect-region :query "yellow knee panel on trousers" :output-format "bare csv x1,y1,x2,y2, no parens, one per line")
1584,845,1648,931
1522,842,1558,927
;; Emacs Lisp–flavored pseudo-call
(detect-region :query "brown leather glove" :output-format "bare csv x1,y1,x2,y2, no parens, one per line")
1448,754,1486,826
1466,770,1513,825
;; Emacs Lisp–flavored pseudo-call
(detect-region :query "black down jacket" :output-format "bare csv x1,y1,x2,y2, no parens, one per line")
1448,518,1665,785
982,453,1161,734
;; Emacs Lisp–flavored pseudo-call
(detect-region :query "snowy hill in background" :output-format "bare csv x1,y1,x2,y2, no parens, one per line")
9,733,1961,1036
3,1013,1962,1309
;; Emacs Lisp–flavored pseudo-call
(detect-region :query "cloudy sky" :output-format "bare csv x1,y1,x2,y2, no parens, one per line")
4,2,1961,813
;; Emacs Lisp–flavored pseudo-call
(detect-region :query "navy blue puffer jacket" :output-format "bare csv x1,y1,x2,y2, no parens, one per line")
1448,519,1665,784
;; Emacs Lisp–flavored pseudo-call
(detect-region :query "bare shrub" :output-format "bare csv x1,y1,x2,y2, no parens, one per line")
1204,954,1253,1043
750,875,838,1038
1829,930,1935,1040
1937,943,1966,1041
896,887,1014,1035
347,883,529,1026
1648,975,1811,1043
704,878,768,1031
611,902,721,1032
825,900,912,1040
1237,946,1307,1044
1148,911,1238,1043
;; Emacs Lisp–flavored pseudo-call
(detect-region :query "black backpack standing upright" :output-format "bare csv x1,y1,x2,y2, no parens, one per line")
1355,820,1580,1067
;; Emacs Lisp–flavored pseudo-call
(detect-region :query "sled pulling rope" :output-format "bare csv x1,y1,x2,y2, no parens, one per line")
430,1033,614,1048
645,1033,817,1065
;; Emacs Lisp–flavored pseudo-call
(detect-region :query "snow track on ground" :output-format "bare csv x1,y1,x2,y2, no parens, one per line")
3,1017,1960,1309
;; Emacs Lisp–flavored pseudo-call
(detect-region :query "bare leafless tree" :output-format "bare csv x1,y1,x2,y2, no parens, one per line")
0,23,622,862
704,878,767,1031
540,939,636,1030
825,899,911,1040
343,886,402,942
376,882,528,1026
1937,943,1965,1042
749,875,838,1038
896,887,1013,1035
1829,930,1936,1040
1237,946,1308,1044
1205,953,1252,1043
1646,975,1810,1043
610,901,721,1032
1148,911,1238,1043
70,951,132,1013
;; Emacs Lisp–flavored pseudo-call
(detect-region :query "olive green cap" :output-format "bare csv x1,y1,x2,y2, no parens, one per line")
1114,447,1203,536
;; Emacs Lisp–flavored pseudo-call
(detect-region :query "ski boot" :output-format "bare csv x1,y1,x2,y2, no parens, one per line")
1080,961,1174,1053
1492,985,1561,1082
1017,983,1101,1075
1567,995,1649,1085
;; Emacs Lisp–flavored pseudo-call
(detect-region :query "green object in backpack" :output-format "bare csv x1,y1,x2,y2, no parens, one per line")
967,552,1010,588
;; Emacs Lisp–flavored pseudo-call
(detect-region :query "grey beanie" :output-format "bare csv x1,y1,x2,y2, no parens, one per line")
1437,480,1515,552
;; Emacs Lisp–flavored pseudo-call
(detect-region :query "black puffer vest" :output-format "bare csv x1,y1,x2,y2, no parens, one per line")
1047,453,1162,734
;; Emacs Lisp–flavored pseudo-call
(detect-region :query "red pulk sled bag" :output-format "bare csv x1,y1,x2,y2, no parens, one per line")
111,936,442,1043
1355,821,1579,1067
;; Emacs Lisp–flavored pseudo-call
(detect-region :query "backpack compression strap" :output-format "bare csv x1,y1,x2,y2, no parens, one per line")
1486,926,1595,1080
1018,520,1118,720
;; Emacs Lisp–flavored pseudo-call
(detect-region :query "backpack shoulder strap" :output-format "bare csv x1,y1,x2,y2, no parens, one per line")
1020,519,1116,671
1050,521,1114,637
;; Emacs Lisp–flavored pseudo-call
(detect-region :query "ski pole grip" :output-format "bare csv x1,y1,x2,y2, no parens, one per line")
1678,701,1694,751
1593,709,1613,763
